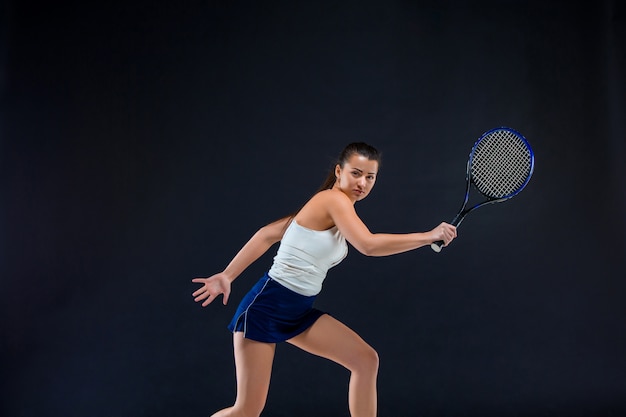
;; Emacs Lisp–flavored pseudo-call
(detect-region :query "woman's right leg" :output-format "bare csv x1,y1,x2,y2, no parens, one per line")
211,332,276,417
287,314,379,417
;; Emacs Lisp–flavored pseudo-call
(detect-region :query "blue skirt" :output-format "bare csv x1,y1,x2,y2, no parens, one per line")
227,273,326,343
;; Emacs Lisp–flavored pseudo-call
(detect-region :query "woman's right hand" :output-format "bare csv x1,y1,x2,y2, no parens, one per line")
430,222,457,247
192,272,232,307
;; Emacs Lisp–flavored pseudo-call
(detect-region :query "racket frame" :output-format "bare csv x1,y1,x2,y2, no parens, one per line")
431,127,535,252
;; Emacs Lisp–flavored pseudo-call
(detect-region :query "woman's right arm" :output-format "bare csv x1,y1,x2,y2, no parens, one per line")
192,216,291,306
327,191,457,256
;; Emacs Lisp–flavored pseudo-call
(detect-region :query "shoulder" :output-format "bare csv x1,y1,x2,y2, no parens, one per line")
296,189,354,230
306,189,353,212
310,189,356,221
313,189,352,204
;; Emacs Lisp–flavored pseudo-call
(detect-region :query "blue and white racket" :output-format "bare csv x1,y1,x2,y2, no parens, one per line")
431,127,535,252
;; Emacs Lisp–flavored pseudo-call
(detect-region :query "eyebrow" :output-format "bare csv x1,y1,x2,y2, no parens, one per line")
351,167,377,175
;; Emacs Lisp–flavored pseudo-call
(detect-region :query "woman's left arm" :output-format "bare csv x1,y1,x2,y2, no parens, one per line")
220,216,291,282
192,216,291,306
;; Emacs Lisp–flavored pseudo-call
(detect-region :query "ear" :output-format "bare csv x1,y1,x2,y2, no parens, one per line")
334,164,341,178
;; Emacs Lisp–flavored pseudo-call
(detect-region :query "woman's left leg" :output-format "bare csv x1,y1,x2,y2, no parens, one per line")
287,314,379,417
211,332,276,417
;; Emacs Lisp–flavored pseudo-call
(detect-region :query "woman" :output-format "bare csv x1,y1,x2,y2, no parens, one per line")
192,142,457,417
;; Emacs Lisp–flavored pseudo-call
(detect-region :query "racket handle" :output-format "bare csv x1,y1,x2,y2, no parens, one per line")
431,214,463,253
430,241,444,253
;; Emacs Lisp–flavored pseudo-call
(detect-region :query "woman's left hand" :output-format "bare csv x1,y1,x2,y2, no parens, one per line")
192,272,231,307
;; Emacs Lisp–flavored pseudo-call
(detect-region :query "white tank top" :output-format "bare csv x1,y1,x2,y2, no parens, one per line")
268,220,348,296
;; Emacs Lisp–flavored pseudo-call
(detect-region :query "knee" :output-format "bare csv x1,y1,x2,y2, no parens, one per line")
349,344,379,376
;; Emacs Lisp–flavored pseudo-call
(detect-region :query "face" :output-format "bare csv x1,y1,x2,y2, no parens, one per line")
334,154,378,203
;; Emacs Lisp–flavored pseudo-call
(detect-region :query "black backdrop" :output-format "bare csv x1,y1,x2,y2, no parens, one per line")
2,1,625,416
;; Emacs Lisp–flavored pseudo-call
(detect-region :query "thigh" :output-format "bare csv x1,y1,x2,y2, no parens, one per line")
286,314,378,372
232,332,276,411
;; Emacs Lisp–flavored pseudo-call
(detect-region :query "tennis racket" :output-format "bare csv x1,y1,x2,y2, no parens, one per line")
431,127,535,252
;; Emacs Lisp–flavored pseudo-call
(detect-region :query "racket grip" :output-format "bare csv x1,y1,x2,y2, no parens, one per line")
430,240,444,253
431,213,463,253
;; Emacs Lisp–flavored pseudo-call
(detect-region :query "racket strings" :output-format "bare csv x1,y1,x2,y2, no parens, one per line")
471,130,532,199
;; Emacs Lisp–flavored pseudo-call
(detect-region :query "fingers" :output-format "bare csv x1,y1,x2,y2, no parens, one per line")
191,278,211,303
202,293,217,307
439,222,457,247
193,290,209,303
191,278,206,296
195,290,220,307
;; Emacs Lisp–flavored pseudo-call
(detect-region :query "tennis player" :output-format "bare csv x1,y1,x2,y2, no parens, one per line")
192,142,457,417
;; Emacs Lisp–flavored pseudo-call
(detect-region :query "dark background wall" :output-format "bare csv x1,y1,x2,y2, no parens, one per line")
1,1,625,416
